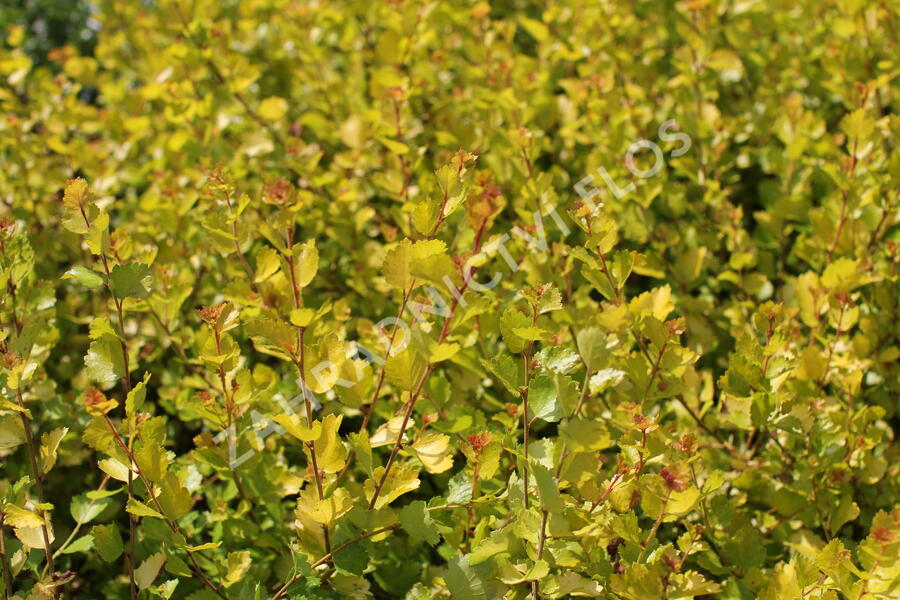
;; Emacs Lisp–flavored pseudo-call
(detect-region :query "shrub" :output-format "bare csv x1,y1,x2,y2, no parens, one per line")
0,1,898,599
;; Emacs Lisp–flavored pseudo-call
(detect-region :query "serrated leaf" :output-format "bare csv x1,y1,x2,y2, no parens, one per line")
560,419,610,452
400,500,440,546
0,414,26,450
225,551,252,588
89,317,118,340
365,464,420,510
273,414,322,442
63,177,92,209
528,375,562,422
85,339,126,385
385,348,427,391
245,318,297,356
110,263,150,298
126,372,151,421
59,533,94,555
445,554,488,600
412,431,453,474
93,522,123,562
62,266,104,289
4,504,43,528
39,427,68,474
71,494,107,524
254,246,280,282
576,327,606,372
481,354,521,396
157,472,192,520
531,463,564,513
292,239,318,287
126,498,164,520
314,414,347,473
369,416,410,448
135,442,167,483
86,212,110,255
135,552,166,590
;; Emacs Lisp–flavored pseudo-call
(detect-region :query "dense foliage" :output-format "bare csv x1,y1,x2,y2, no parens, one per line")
1,1,899,599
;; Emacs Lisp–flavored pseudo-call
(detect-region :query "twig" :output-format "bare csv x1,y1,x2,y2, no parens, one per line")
0,511,14,598
102,416,227,600
336,281,415,484
638,487,672,562
271,526,400,600
284,225,332,560
368,218,488,511
14,387,56,588
520,303,539,509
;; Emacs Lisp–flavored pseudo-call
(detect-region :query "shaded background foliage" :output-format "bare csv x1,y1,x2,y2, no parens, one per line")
0,1,899,600
0,0,96,67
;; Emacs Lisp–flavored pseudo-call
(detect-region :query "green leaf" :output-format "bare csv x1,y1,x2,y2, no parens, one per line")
445,554,488,600
289,308,315,328
332,525,369,575
63,177,92,209
830,494,860,534
500,559,549,585
588,368,626,395
400,500,440,546
89,317,118,340
109,263,150,298
62,266,104,289
535,346,580,374
273,414,322,442
722,526,766,569
135,552,166,590
157,472,192,520
377,136,408,155
135,442,167,483
560,419,611,452
365,464,420,510
91,523,123,562
4,504,44,528
840,108,875,141
85,339,126,385
412,431,453,473
292,239,318,287
815,538,853,575
576,327,606,372
512,326,548,341
86,212,110,255
59,533,95,555
529,375,562,423
531,463,564,513
667,571,722,598
126,372,151,421
518,17,549,42
71,494,108,524
82,417,115,453
313,414,348,474
254,246,281,282
481,354,521,396
246,318,297,356
225,551,252,588
383,239,456,289
0,414,26,450
385,348,427,391
500,308,529,354
126,498,164,520
447,471,473,504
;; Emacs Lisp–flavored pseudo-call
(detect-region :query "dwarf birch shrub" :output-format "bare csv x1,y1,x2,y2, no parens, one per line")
0,1,899,599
